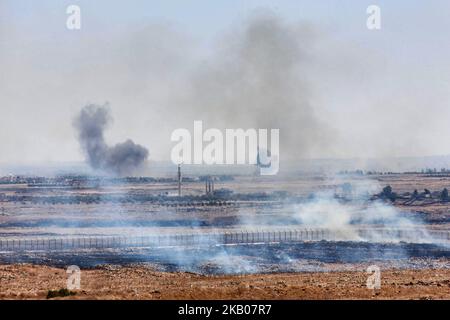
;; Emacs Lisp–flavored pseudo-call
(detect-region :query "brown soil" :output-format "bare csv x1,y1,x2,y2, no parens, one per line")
0,264,449,300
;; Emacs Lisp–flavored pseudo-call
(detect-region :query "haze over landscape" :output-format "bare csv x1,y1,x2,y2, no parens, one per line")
1,0,450,173
1,1,450,302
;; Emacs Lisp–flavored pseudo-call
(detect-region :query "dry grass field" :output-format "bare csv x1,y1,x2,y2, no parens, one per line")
1,264,449,300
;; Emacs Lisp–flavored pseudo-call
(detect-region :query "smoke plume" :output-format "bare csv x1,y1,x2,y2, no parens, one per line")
171,12,333,161
74,104,149,176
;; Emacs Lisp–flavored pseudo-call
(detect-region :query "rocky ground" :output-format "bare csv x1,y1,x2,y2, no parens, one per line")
0,264,449,300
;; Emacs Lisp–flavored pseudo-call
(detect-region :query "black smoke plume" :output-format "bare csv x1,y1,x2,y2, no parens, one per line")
74,104,149,176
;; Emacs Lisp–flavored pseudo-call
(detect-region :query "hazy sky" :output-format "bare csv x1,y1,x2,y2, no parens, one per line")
1,0,450,165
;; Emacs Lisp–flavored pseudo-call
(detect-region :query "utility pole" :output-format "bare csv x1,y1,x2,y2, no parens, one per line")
177,164,182,197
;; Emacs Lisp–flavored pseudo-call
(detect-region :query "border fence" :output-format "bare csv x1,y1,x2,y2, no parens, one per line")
0,228,449,252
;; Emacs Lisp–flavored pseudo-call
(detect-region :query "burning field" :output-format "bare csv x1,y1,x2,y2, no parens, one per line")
0,172,449,299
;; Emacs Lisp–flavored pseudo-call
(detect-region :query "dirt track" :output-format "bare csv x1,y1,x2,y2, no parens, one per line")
1,264,449,300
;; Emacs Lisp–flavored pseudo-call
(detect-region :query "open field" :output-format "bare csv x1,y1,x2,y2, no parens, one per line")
1,173,450,299
1,174,450,237
1,264,449,300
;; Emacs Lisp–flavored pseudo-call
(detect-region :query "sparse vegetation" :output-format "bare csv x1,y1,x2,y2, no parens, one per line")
46,288,77,299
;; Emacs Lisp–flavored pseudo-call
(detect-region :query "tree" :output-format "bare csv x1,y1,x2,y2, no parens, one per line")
382,185,392,195
381,185,397,202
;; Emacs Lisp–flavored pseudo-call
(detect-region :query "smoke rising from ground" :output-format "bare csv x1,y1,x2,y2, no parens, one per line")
238,177,447,246
292,193,429,243
74,104,149,176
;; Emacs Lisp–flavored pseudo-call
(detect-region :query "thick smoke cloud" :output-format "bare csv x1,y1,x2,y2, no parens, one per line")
172,12,333,161
2,4,450,165
74,104,149,176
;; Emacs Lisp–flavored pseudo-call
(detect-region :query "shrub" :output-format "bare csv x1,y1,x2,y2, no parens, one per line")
46,288,77,299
